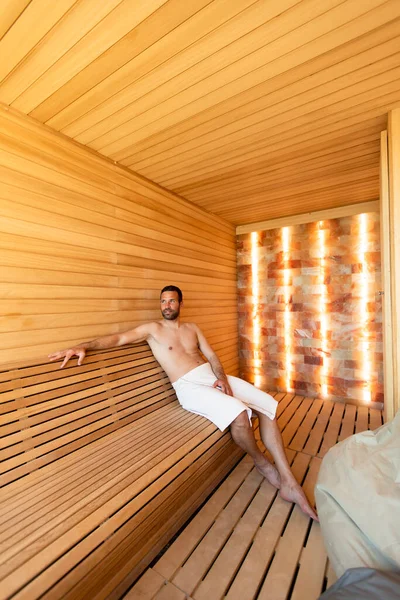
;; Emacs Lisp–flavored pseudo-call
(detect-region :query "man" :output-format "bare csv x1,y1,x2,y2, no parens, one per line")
49,285,317,520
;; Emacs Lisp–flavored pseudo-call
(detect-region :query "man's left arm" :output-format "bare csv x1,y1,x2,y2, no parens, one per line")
194,325,233,396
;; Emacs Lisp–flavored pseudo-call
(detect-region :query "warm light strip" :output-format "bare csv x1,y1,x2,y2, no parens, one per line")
282,227,292,392
318,222,329,398
359,214,372,403
251,232,262,387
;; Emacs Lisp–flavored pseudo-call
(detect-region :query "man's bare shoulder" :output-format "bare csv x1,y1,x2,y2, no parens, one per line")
135,321,160,331
120,321,157,340
147,321,164,333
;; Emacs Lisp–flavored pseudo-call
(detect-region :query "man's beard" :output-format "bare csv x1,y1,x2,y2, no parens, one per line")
161,308,180,320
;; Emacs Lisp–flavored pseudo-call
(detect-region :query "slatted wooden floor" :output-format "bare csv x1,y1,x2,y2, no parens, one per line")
126,393,384,600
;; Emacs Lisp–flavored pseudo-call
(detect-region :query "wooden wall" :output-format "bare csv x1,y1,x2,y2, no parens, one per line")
0,104,238,371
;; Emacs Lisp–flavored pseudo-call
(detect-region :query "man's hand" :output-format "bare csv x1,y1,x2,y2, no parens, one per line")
213,379,233,396
48,347,87,369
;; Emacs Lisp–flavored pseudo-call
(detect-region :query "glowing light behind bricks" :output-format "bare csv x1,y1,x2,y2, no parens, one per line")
282,227,292,392
359,213,372,403
318,222,329,398
248,214,374,401
251,232,262,387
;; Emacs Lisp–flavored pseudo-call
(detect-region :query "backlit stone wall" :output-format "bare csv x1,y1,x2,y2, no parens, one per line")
237,213,383,404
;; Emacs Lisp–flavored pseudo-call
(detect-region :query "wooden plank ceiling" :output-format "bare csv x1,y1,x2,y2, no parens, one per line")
1,0,400,225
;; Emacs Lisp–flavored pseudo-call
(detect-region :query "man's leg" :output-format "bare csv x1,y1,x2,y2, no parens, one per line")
229,410,281,489
226,375,318,519
255,411,318,520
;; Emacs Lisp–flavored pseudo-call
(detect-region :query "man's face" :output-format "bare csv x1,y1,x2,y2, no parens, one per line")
160,291,181,321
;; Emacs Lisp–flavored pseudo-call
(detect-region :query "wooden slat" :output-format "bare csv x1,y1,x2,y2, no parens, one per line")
290,398,324,452
171,468,264,595
281,397,313,447
193,478,277,600
0,0,126,105
290,521,328,600
154,582,186,600
338,403,357,441
0,0,31,40
317,402,346,458
369,407,383,430
277,395,303,430
124,568,165,600
257,505,310,600
355,405,369,433
154,455,254,580
303,401,334,456
0,0,77,82
380,128,395,424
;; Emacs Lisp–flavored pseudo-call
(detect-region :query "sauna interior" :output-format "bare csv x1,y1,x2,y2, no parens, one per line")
1,1,400,599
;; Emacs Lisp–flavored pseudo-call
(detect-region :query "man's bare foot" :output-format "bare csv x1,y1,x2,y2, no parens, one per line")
280,478,319,521
255,459,281,490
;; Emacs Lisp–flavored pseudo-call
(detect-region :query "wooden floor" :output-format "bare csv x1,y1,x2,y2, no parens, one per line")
126,394,384,600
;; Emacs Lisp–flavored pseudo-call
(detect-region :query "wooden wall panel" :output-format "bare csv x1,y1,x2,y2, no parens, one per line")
0,105,238,373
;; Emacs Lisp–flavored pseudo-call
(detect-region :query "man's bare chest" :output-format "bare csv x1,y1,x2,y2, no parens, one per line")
151,327,198,355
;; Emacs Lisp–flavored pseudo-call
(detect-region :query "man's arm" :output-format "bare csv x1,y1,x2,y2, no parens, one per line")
194,325,233,396
48,323,154,369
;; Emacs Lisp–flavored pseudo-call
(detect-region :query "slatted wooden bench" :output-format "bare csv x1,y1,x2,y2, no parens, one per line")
0,343,244,600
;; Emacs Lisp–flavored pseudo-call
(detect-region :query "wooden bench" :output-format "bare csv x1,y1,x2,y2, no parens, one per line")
0,344,243,600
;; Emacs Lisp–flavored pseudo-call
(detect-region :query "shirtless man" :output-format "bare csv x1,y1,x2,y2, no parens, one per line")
49,285,317,520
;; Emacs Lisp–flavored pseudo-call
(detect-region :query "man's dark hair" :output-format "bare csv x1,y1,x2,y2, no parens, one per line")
160,285,183,303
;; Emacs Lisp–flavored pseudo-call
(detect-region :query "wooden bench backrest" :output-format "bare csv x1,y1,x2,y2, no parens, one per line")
0,344,176,486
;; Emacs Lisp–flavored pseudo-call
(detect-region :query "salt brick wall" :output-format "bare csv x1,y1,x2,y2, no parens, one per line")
237,213,384,404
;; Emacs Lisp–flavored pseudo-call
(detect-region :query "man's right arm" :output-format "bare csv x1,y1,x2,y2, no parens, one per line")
48,323,154,368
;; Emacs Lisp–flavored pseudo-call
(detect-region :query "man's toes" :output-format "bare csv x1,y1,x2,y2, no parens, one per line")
280,484,318,521
302,502,319,521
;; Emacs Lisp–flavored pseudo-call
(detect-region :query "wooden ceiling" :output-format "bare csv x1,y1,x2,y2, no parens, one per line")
1,0,400,226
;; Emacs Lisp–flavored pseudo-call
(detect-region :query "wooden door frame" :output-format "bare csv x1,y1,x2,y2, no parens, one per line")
384,108,400,422
380,130,394,423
